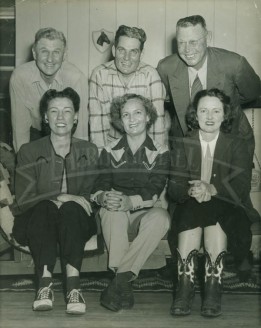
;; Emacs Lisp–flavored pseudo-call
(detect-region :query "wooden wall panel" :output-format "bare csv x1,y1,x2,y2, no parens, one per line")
214,0,237,52
39,0,68,38
187,0,215,47
15,0,40,66
236,0,261,75
116,0,138,27
165,0,188,57
67,0,90,77
14,0,261,78
88,0,116,74
138,0,166,67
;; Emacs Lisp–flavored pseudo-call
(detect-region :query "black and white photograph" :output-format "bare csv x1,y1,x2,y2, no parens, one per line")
0,0,260,327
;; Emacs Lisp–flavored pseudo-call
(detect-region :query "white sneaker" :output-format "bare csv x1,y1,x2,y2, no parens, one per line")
33,283,54,311
66,289,86,315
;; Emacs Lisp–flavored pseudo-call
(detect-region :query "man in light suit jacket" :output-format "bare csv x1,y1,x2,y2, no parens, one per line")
157,15,261,155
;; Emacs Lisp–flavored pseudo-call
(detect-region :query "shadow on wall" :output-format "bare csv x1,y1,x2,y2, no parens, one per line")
25,43,34,62
171,36,178,55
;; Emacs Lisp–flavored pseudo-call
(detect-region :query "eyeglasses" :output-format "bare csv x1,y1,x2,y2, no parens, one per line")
177,34,207,49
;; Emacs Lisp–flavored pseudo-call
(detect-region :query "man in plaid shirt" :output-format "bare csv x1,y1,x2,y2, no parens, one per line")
89,25,167,151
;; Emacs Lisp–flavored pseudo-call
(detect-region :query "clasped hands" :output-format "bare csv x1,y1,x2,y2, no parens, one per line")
97,190,133,211
188,180,213,203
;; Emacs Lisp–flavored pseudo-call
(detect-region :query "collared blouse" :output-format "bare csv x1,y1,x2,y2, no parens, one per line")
92,134,170,210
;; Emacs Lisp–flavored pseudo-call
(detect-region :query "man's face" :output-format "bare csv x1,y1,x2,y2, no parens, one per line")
32,38,65,80
177,24,208,70
113,36,142,76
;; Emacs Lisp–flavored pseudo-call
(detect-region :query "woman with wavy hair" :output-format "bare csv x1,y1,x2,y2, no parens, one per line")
92,93,170,312
168,88,256,318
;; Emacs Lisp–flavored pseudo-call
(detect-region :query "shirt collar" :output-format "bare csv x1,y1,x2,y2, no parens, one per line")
32,61,63,87
188,55,208,88
199,130,219,157
112,134,157,151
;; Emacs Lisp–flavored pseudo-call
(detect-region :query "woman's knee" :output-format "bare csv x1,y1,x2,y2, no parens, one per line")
29,200,58,226
100,208,128,224
146,207,170,231
30,200,57,216
59,201,81,215
59,201,88,225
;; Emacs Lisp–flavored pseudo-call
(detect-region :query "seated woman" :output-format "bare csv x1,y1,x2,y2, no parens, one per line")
91,94,170,312
168,89,256,318
13,87,99,315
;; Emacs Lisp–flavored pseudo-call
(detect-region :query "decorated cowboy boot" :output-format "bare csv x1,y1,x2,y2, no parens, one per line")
170,249,198,316
201,251,226,317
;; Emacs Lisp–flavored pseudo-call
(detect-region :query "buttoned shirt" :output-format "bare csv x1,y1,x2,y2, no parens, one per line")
10,61,89,152
89,60,166,151
91,134,170,210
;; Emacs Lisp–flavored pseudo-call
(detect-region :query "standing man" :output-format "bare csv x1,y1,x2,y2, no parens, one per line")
157,15,260,154
89,25,167,151
10,27,89,152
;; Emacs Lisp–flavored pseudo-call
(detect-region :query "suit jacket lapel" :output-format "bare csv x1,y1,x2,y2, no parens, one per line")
211,132,233,182
168,48,226,135
169,60,190,134
183,131,201,180
207,48,225,90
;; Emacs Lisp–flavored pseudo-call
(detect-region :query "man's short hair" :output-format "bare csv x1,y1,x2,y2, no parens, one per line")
176,15,207,30
114,25,147,51
34,27,66,48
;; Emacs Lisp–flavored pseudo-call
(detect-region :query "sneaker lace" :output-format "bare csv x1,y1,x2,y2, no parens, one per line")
67,289,84,304
37,283,53,300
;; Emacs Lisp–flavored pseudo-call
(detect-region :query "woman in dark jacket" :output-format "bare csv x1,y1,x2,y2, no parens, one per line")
168,88,256,318
13,87,99,315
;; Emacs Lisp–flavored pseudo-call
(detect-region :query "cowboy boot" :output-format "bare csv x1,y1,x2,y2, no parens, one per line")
116,271,134,309
201,251,226,317
100,277,122,312
100,271,134,311
170,249,198,316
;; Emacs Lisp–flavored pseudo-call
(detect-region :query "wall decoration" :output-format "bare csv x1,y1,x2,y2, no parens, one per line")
92,29,114,53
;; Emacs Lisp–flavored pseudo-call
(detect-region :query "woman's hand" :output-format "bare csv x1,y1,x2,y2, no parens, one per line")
97,190,122,211
97,190,132,212
116,195,133,212
188,180,212,203
57,194,92,216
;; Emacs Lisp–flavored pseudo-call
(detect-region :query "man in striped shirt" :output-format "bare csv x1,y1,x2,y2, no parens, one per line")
89,25,167,151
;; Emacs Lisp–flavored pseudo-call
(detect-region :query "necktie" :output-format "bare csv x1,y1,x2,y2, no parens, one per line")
191,74,203,102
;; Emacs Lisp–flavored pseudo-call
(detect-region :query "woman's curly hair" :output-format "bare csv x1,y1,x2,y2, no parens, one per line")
186,88,234,133
110,94,158,133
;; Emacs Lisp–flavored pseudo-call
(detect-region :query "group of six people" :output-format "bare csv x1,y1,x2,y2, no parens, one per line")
10,14,260,318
